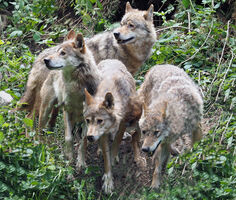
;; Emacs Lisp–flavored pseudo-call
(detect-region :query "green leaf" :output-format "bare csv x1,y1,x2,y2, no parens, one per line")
23,118,33,128
0,132,4,142
182,0,190,8
9,30,23,38
33,33,41,42
0,115,4,126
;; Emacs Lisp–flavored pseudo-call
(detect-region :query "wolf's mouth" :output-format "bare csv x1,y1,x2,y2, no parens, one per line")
117,36,135,44
44,59,64,70
148,138,162,157
46,65,64,70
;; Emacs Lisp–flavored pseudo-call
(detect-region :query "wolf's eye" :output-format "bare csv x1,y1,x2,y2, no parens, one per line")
142,130,146,135
97,119,103,124
60,51,66,56
154,130,160,136
128,23,135,28
86,119,90,124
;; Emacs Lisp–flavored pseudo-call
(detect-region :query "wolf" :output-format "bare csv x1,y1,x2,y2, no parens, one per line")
138,64,203,189
83,59,143,194
18,2,156,123
38,30,101,168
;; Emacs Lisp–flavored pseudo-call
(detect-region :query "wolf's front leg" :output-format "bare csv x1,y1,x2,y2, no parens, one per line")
151,143,170,189
76,123,87,170
100,135,114,194
63,110,74,162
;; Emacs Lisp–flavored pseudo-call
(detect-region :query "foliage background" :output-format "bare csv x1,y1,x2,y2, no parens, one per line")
0,0,235,199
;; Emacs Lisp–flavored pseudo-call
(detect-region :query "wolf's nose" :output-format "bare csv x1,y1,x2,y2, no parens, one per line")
113,32,120,39
44,58,50,66
142,147,150,153
87,136,95,142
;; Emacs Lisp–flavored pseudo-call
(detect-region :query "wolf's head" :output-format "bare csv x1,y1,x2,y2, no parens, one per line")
44,30,87,72
113,2,155,45
83,88,118,142
139,101,169,156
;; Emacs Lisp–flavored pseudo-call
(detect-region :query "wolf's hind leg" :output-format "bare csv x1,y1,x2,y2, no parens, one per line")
111,123,126,165
191,123,202,146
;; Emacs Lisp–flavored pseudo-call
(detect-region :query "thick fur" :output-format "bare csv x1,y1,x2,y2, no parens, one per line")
138,64,203,189
83,59,143,194
18,2,156,120
39,31,101,168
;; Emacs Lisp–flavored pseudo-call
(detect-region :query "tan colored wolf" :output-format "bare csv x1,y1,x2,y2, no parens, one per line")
138,64,203,189
39,30,101,168
83,59,143,194
18,2,156,122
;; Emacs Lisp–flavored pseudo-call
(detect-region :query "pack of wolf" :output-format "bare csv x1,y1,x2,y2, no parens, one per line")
17,2,203,194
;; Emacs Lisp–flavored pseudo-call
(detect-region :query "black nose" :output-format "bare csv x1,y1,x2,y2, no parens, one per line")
44,58,50,67
113,32,120,40
142,147,150,153
87,136,95,142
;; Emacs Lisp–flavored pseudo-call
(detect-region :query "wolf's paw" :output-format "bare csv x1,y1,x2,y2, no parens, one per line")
102,172,114,194
65,151,74,163
151,179,161,189
75,155,87,171
135,156,147,168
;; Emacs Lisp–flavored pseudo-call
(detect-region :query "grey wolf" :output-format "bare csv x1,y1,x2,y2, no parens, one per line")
39,30,101,168
138,64,203,188
83,59,143,194
18,2,156,123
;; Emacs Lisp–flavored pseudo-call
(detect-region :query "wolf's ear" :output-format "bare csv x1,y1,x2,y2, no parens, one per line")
74,33,85,53
102,92,114,109
125,2,133,13
144,4,154,21
84,88,94,105
161,101,167,119
65,30,76,41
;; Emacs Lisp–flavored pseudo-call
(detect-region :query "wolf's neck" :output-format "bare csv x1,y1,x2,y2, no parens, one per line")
121,38,155,74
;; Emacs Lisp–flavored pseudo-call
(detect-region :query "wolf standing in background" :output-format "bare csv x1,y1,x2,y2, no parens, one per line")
18,2,156,122
138,65,203,189
83,59,143,194
39,30,101,169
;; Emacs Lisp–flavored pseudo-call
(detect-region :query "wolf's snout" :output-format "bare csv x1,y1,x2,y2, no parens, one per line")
44,58,50,67
87,135,95,142
113,32,120,40
142,146,150,153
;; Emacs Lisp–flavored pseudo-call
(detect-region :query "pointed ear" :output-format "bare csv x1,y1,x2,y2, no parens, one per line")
84,88,94,105
65,30,76,41
125,2,133,13
102,92,114,109
161,101,167,119
74,33,85,53
144,4,154,21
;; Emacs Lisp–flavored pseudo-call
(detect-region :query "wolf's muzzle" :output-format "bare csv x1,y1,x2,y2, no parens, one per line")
44,58,63,70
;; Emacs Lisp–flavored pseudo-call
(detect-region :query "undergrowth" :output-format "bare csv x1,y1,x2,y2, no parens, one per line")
0,0,235,199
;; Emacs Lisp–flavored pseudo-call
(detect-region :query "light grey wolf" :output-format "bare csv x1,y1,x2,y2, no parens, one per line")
138,64,203,189
17,2,156,123
83,59,143,194
39,30,101,168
